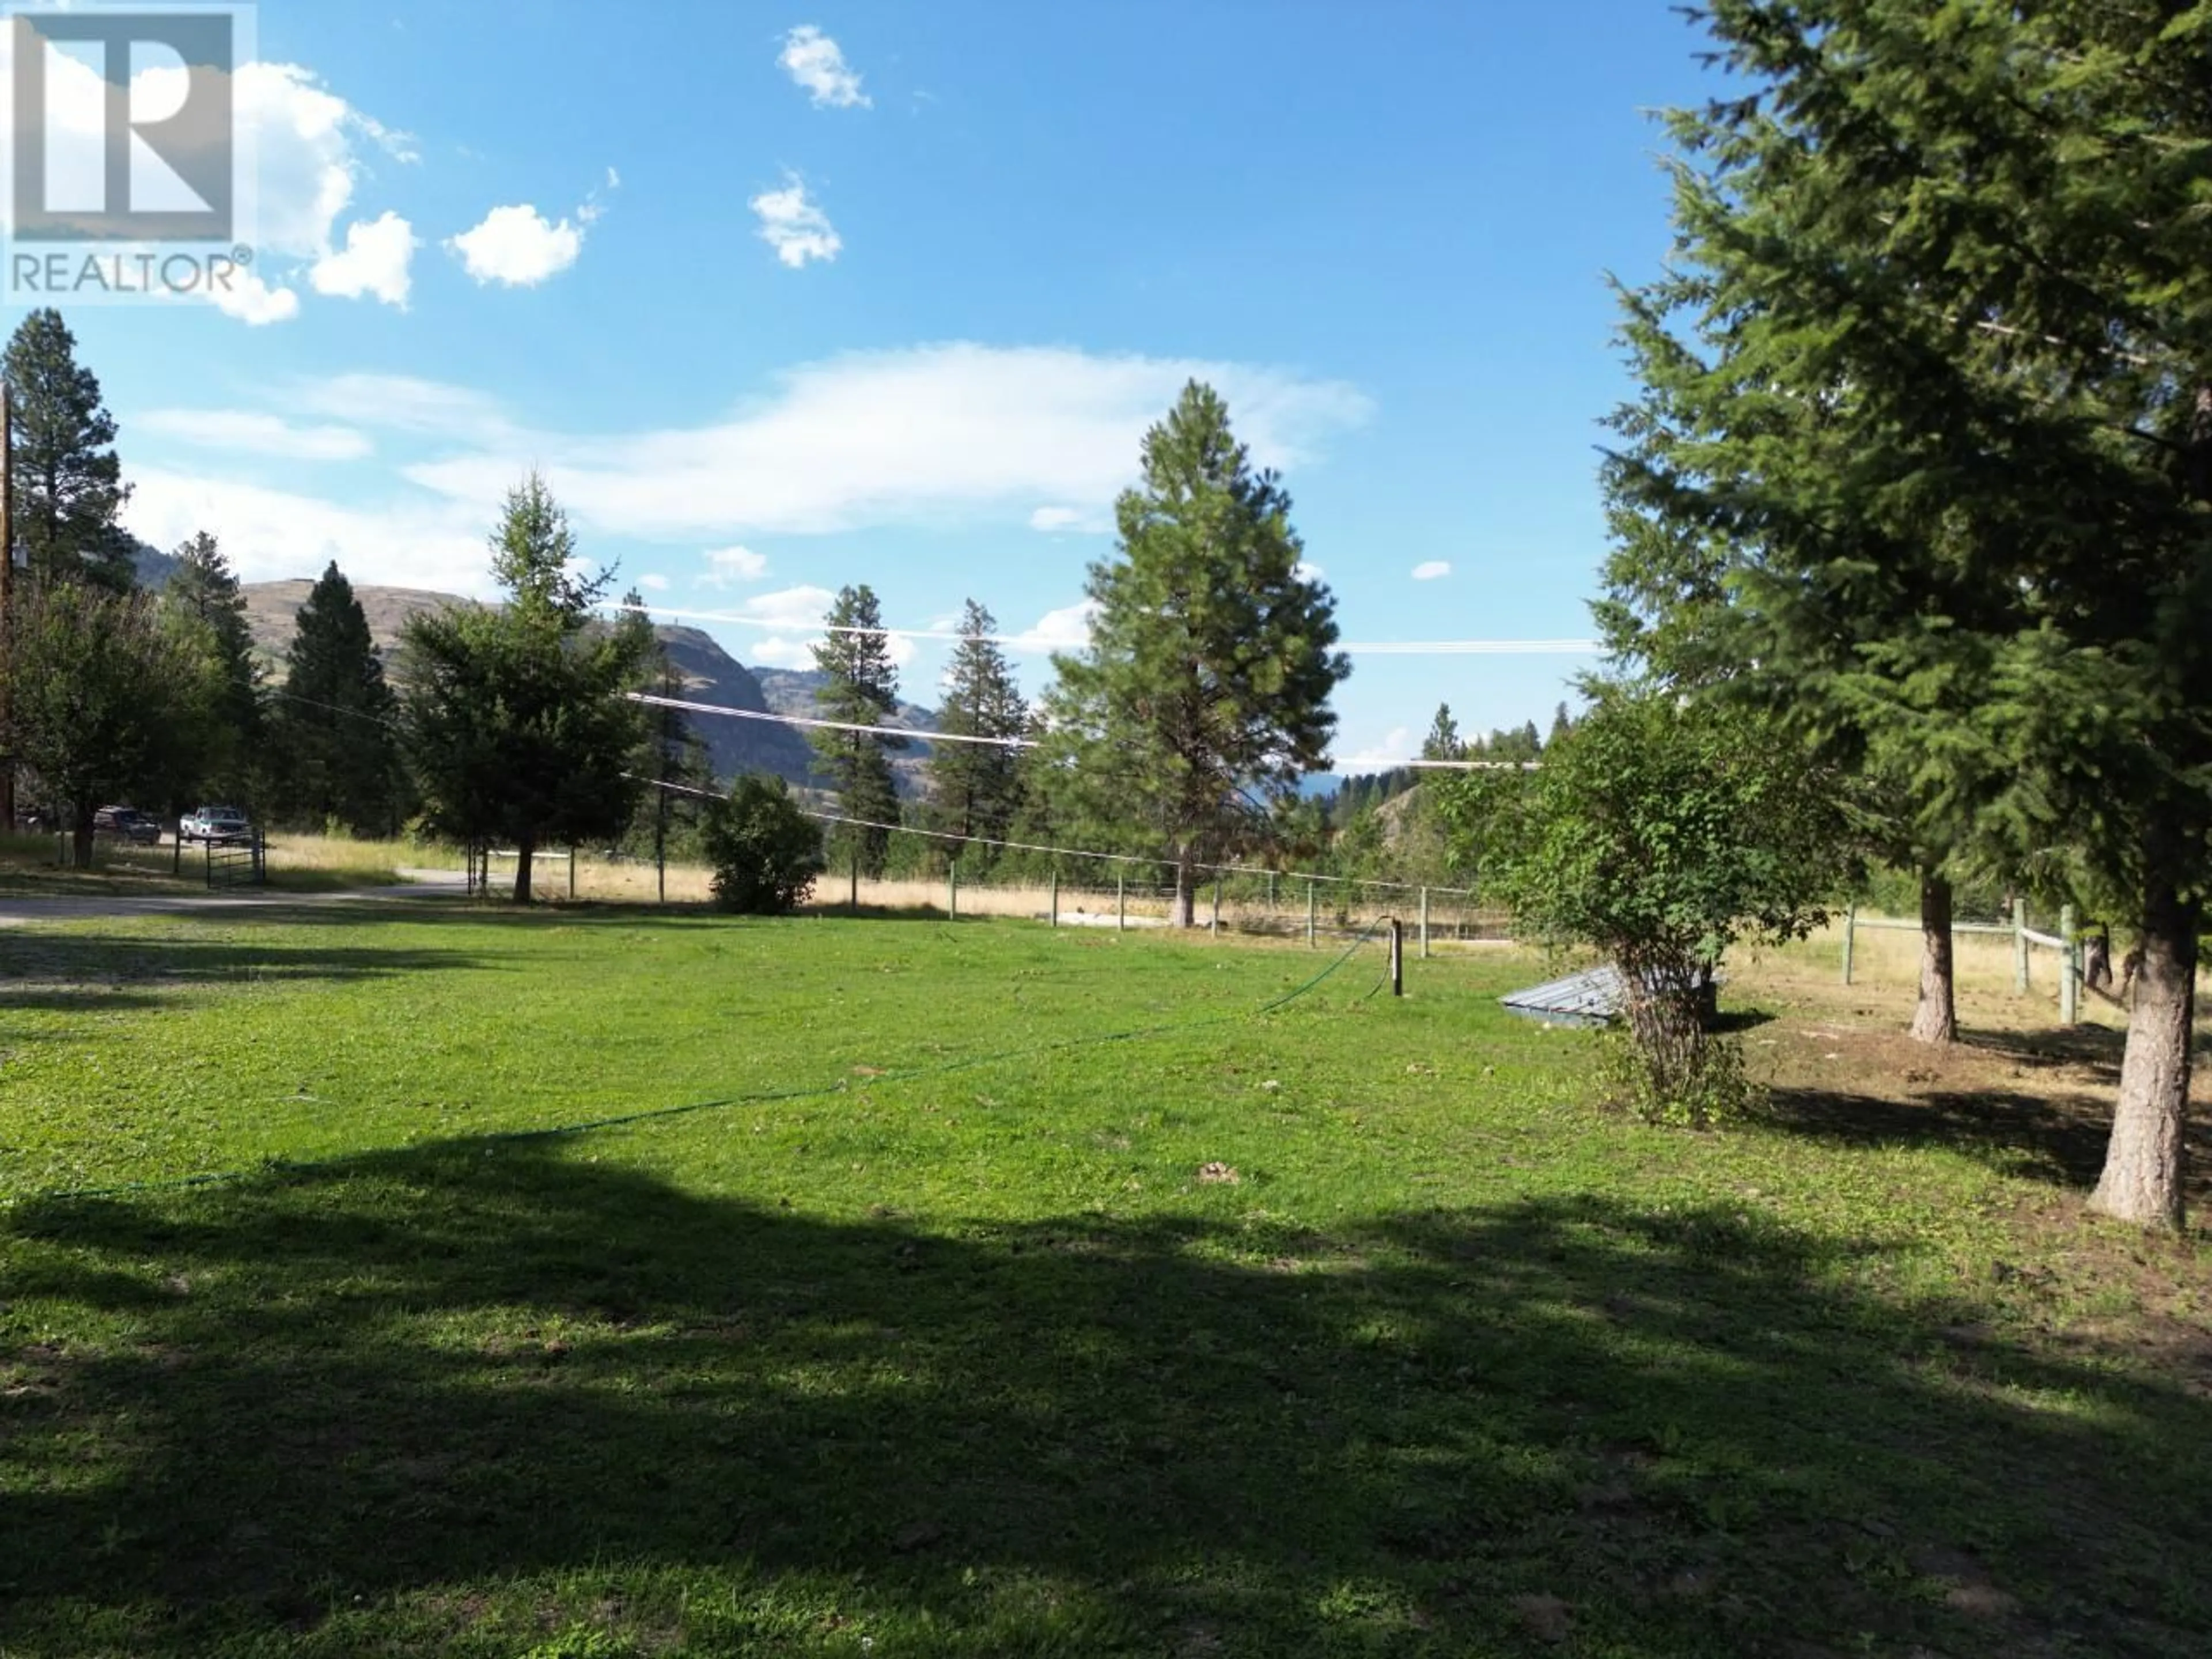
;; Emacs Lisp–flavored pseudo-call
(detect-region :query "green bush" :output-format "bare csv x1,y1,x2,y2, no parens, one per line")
702,775,825,915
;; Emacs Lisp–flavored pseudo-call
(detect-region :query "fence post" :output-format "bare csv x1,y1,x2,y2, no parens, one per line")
2059,902,2079,1025
1050,870,1059,928
1211,878,1222,935
849,846,859,915
1306,880,1317,948
567,845,576,902
1389,919,1404,997
1842,902,1857,986
1419,887,1430,959
2013,897,2029,993
1116,873,1126,932
949,859,959,920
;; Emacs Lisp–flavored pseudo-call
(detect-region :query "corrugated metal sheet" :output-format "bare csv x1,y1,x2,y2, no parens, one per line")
1499,964,1626,1027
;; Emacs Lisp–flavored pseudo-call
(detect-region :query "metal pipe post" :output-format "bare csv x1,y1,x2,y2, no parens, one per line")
2059,902,2079,1025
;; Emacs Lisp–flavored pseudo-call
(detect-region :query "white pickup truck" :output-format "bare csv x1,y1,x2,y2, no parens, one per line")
181,805,253,844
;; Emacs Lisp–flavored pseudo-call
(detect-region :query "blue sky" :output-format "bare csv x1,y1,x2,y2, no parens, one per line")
39,1,1716,770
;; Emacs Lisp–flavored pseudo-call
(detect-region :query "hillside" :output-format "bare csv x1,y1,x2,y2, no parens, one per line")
237,581,816,786
755,667,940,797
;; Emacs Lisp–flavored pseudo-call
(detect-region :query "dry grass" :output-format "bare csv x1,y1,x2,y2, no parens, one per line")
1752,912,2212,1039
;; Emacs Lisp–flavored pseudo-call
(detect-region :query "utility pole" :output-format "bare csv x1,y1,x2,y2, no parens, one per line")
1,378,13,833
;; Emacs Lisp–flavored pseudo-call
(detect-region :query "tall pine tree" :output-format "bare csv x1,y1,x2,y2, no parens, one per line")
928,599,1026,858
159,532,264,808
809,584,904,878
402,476,649,902
1040,382,1349,924
1608,0,2212,1223
3,309,133,593
272,562,404,835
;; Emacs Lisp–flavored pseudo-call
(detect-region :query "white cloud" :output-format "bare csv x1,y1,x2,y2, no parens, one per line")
294,374,514,440
0,43,414,324
396,343,1373,539
137,409,373,461
123,468,495,594
1411,560,1452,581
1338,726,1415,771
309,211,418,307
207,269,301,326
702,544,770,584
1008,600,1100,656
636,573,671,592
730,584,838,631
1295,560,1326,582
577,166,623,228
750,173,841,268
779,25,870,108
448,204,585,286
1029,505,1105,534
146,347,1372,612
748,635,820,668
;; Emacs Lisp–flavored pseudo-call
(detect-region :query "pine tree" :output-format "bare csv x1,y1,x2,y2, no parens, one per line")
1039,382,1349,925
1420,703,1464,763
271,562,404,835
613,592,715,899
1608,0,2212,1222
809,584,904,879
402,475,650,902
929,599,1027,859
159,532,263,806
3,582,194,864
3,308,133,592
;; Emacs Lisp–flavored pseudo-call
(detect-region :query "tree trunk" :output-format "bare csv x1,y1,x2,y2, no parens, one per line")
1909,870,1957,1044
1175,852,1196,928
512,828,535,905
2089,869,2200,1229
71,803,93,869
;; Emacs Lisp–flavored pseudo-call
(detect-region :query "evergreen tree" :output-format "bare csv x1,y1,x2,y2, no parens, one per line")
613,594,715,896
929,599,1027,858
808,584,904,878
159,532,263,807
402,475,650,902
2,582,195,865
1420,703,1464,763
1549,703,1574,748
271,562,404,835
1608,0,2212,1223
3,308,133,592
1038,382,1349,925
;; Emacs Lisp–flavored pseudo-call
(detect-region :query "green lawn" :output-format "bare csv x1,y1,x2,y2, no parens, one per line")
2,908,2207,1658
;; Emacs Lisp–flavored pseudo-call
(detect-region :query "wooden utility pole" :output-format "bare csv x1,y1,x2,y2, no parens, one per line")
1,378,13,833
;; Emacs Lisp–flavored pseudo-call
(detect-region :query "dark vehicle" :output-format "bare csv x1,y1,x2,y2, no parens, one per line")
93,805,164,845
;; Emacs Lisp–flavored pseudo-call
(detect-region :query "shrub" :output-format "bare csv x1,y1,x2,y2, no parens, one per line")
702,775,824,915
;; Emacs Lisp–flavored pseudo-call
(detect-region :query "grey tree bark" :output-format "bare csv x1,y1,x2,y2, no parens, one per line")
1909,870,1957,1045
2090,868,2200,1229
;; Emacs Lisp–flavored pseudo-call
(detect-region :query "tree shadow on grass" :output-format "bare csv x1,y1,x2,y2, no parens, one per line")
4,1143,2210,1658
1753,1083,2153,1195
0,931,492,1001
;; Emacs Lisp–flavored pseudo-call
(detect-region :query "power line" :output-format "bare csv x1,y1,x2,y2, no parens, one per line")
609,599,1598,658
626,773,1479,896
628,691,1016,747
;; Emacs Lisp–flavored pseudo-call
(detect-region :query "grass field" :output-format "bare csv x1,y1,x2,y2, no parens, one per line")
3,905,2210,1658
